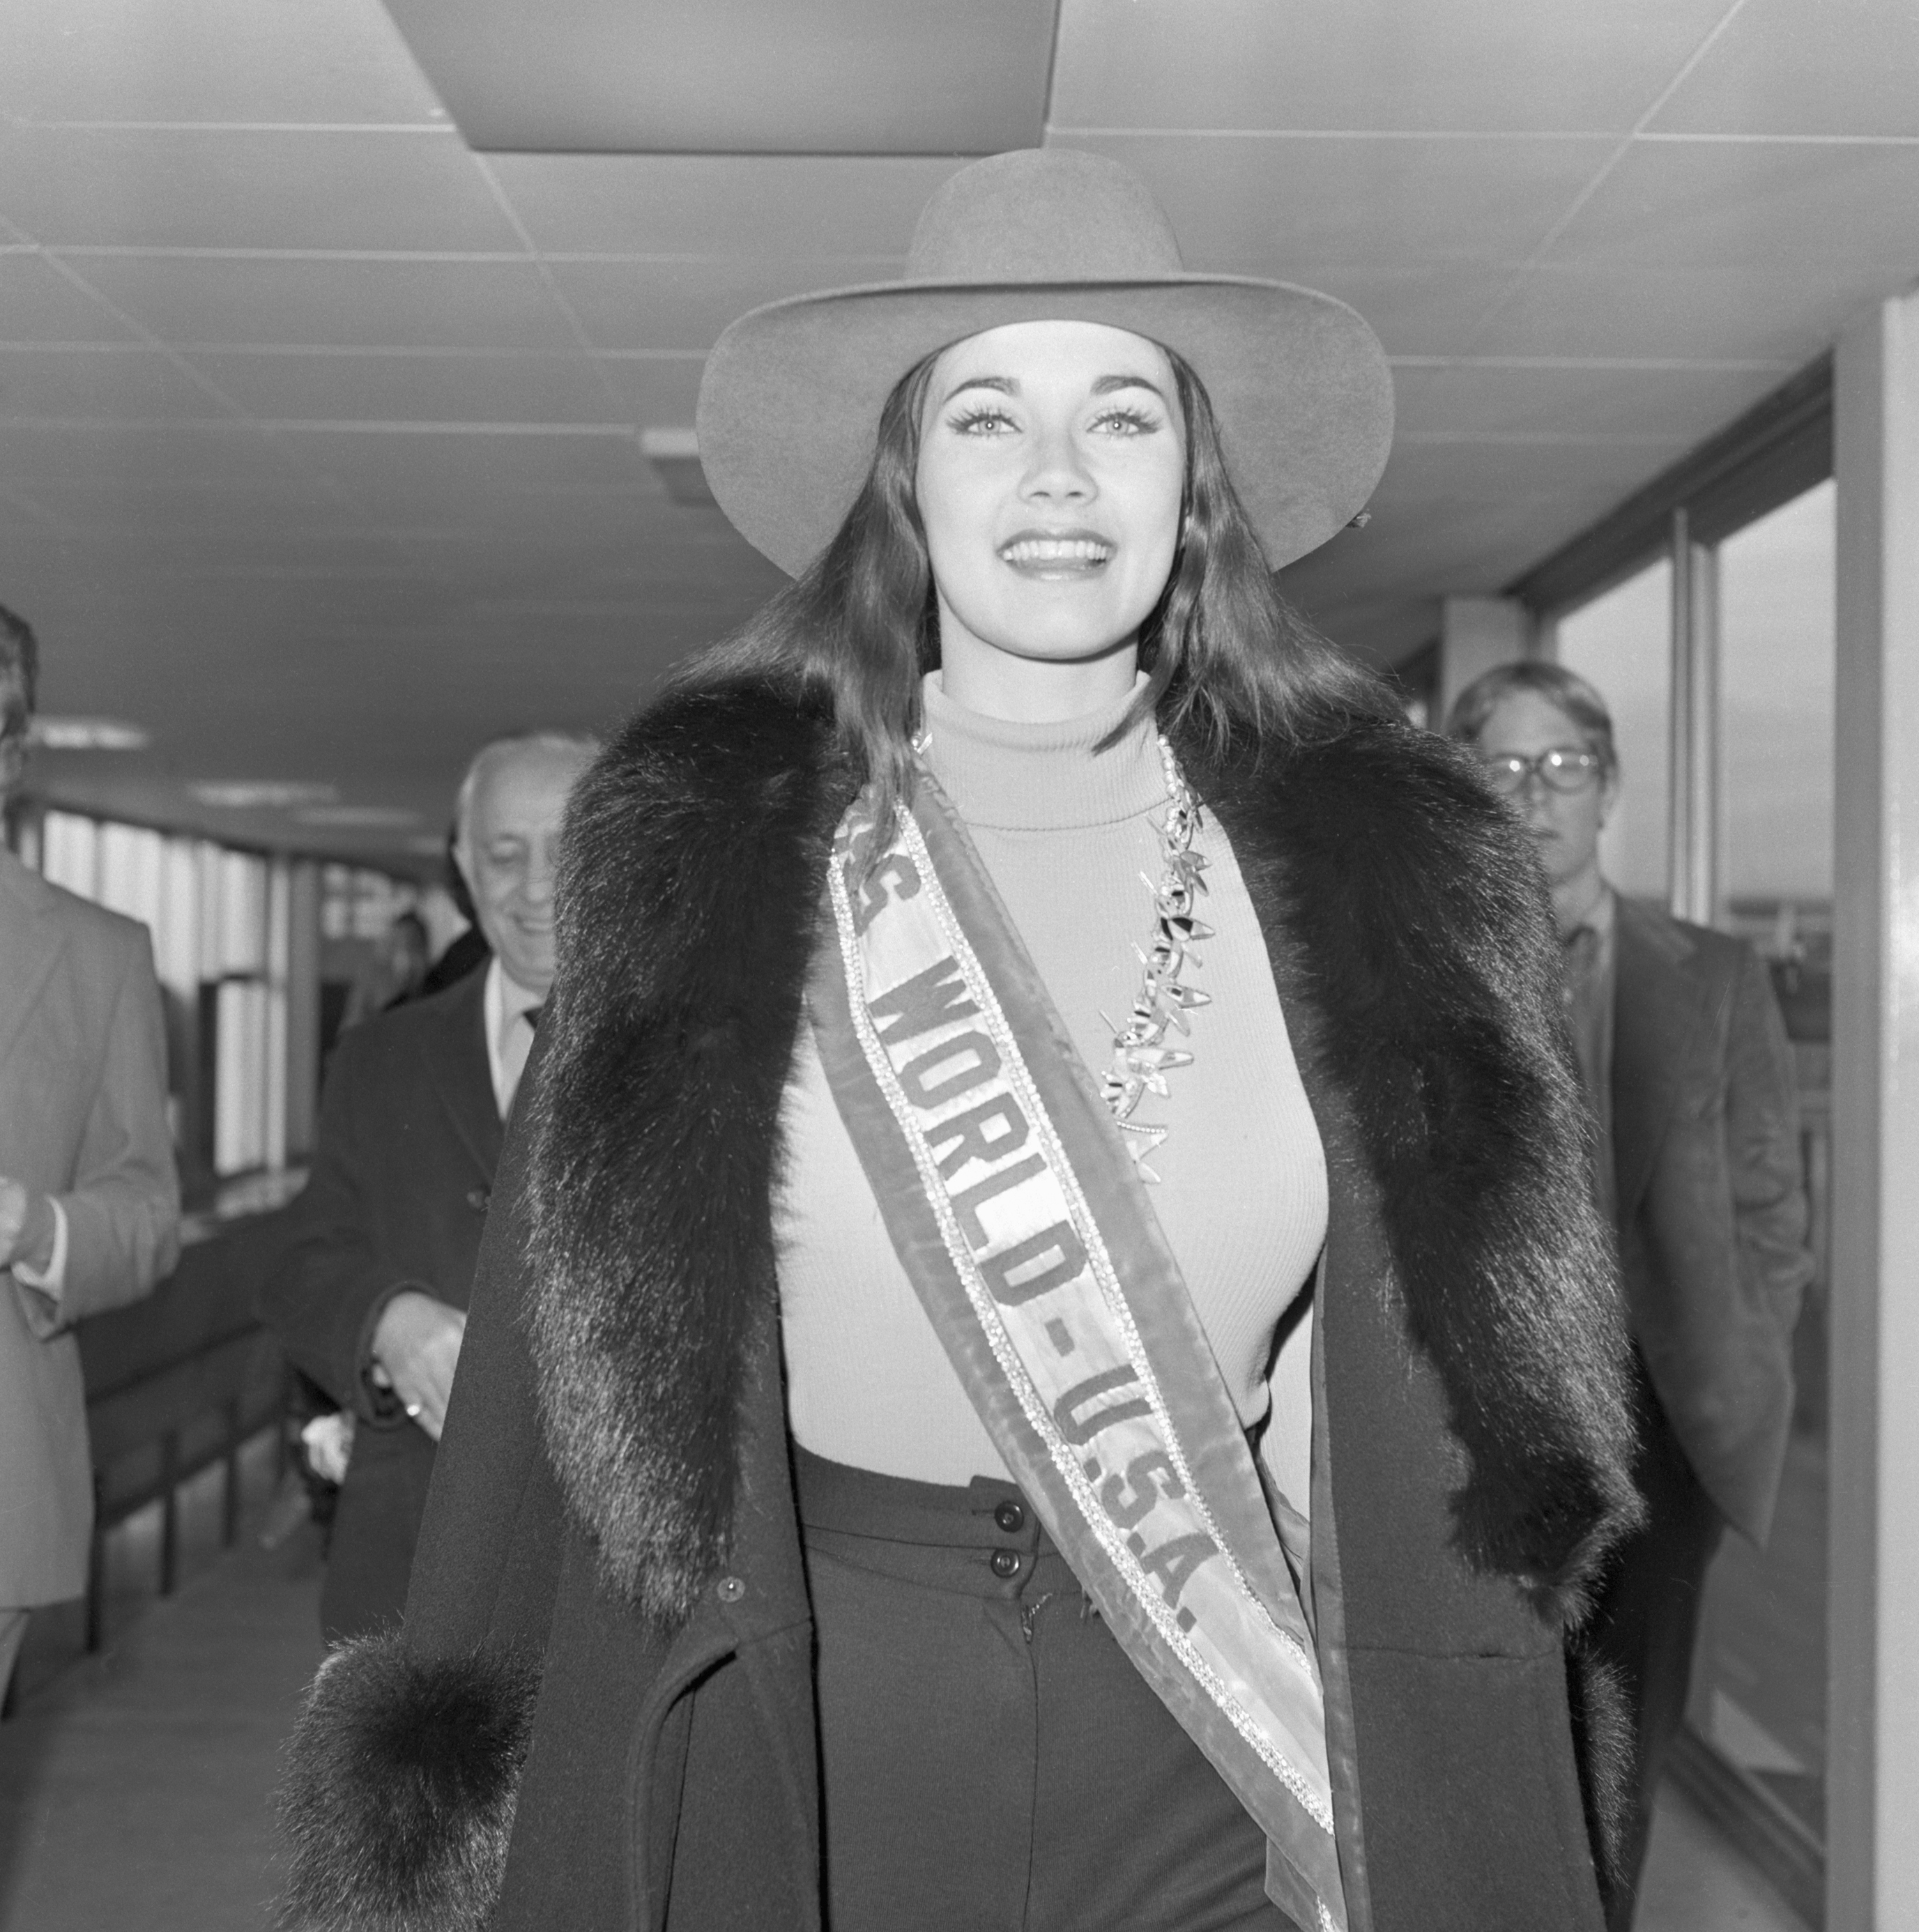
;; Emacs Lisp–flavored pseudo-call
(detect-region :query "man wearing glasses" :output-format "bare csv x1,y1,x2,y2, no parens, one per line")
0,601,180,1709
1448,661,1811,1927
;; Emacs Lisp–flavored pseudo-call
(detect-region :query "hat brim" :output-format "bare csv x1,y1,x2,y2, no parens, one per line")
695,275,1394,578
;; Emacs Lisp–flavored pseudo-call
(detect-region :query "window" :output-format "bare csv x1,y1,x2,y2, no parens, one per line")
1688,477,1835,1886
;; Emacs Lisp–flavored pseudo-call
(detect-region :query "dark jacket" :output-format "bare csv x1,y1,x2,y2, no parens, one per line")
280,679,1642,1932
1611,897,1811,1543
259,967,501,1638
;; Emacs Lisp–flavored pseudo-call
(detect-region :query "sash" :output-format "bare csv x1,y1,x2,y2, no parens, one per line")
809,770,1347,1932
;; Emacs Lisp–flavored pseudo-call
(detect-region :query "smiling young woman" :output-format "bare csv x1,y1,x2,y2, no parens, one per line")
280,152,1642,1932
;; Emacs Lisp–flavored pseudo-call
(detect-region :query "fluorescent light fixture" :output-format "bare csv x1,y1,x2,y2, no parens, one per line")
641,427,716,507
30,716,151,751
295,805,423,829
191,781,338,810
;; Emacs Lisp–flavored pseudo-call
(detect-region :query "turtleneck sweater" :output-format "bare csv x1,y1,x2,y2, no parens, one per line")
777,672,1327,1505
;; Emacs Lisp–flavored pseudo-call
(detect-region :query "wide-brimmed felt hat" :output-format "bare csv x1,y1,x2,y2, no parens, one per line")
695,148,1394,578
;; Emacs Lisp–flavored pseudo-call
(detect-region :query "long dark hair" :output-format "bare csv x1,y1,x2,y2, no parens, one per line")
700,339,1397,829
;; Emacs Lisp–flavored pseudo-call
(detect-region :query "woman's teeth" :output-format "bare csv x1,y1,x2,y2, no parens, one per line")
1000,537,1111,565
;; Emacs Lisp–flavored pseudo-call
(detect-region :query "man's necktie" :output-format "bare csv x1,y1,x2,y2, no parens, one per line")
1561,924,1602,1012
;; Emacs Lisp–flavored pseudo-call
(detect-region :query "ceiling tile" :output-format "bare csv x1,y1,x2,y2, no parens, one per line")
15,477,370,541
181,348,619,425
392,520,781,601
546,256,887,353
0,0,445,125
0,344,229,420
592,355,706,430
1050,0,1730,134
68,253,578,352
1541,136,1919,272
1471,259,1868,361
1649,0,1919,137
280,424,650,512
488,152,958,257
1474,139,1919,358
1370,434,1689,505
0,417,307,485
1064,133,1614,270
0,250,140,343
0,123,521,251
1256,260,1516,359
1393,359,1794,441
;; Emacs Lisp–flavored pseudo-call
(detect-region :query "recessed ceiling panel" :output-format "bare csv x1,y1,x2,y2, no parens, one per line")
378,0,1059,154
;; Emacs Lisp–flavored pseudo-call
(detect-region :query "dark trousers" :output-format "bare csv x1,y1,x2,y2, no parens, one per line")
796,1446,1292,1932
1588,1378,1725,1931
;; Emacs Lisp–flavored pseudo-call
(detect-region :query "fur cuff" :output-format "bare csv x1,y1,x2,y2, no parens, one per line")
278,1635,540,1931
1568,1641,1636,1904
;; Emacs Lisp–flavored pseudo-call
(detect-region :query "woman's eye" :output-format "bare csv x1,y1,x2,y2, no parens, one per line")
949,406,1016,436
1091,406,1159,436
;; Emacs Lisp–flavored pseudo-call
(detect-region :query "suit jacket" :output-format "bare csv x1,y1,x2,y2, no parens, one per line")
1611,896,1812,1544
1,846,180,1605
259,967,500,1638
280,680,1643,1932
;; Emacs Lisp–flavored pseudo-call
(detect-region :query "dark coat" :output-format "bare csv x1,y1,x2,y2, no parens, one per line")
259,967,501,1639
280,677,1642,1932
1610,898,1811,1543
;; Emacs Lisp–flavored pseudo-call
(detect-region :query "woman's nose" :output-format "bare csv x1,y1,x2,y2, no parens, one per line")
1020,422,1094,503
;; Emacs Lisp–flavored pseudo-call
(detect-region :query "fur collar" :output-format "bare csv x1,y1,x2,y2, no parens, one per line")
526,673,1637,1630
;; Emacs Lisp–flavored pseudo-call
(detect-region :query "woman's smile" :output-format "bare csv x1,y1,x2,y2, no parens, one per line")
996,527,1116,577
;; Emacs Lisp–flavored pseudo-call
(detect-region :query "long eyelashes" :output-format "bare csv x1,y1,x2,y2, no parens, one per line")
942,405,1163,438
948,405,1016,436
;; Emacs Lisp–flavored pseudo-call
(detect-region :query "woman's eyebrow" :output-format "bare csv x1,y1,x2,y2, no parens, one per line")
938,374,1018,406
1092,373,1168,401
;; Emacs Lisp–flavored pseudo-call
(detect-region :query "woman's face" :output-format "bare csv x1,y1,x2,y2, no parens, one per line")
916,320,1186,687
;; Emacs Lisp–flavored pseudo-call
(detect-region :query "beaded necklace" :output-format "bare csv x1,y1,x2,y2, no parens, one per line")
1099,735,1209,1181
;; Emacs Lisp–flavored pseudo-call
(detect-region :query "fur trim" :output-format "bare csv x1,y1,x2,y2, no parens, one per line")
525,679,855,1627
277,1634,540,1931
1184,714,1643,1616
1567,1643,1637,1904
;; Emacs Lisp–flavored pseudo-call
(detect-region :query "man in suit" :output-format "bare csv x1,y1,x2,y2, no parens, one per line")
1449,661,1812,1924
1,601,181,1702
260,730,595,1641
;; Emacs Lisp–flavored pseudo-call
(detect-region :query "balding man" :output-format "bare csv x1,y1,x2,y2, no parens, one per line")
260,732,595,1639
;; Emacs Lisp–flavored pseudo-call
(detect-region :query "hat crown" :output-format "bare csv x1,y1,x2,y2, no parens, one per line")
905,148,1186,284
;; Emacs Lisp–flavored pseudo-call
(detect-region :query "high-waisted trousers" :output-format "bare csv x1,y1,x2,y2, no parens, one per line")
796,1445,1294,1932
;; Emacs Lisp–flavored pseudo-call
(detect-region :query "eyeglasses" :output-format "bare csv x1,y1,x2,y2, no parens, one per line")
1477,746,1604,797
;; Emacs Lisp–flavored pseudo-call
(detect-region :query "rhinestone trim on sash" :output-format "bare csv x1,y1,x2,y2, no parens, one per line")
1099,735,1210,1181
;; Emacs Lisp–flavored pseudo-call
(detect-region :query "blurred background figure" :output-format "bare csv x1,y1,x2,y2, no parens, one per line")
342,908,431,1029
0,601,181,1706
257,730,596,1640
1449,662,1812,1929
